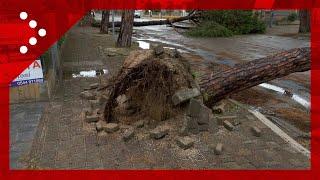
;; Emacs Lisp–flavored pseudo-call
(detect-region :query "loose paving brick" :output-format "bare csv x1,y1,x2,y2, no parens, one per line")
223,120,235,131
214,143,224,155
122,128,135,142
216,116,237,125
85,114,100,123
104,123,120,133
186,98,212,131
172,88,201,106
176,136,195,149
95,121,105,132
180,115,199,135
251,126,262,137
150,125,170,139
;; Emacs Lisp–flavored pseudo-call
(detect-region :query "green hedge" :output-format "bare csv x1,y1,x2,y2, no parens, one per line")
187,10,266,37
185,22,233,37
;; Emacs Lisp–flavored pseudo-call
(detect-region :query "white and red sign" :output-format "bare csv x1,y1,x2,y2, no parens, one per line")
10,60,44,87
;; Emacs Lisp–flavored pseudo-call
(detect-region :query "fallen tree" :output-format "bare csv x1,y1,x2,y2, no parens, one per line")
103,47,310,122
95,11,201,28
199,47,310,106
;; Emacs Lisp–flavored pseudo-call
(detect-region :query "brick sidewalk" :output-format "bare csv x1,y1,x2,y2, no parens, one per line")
10,102,47,169
24,26,309,169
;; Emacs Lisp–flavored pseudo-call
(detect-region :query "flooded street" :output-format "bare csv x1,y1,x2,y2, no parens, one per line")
132,22,310,138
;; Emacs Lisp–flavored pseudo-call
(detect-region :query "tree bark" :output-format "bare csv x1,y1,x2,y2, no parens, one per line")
116,10,134,47
299,10,310,33
199,47,310,107
100,10,110,33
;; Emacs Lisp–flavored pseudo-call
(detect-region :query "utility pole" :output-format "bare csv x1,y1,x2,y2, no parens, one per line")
112,10,115,40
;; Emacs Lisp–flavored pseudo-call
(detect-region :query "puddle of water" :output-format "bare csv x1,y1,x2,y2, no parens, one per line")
163,46,188,53
259,83,310,109
137,41,150,49
72,69,108,78
136,39,190,54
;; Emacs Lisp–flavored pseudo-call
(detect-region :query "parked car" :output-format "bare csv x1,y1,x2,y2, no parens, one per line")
134,11,141,18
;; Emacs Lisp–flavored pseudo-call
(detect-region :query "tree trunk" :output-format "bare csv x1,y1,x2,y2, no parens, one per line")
199,47,310,107
116,10,134,47
100,10,110,33
299,10,310,33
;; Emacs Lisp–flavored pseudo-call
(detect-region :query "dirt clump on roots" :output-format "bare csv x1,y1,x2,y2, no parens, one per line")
104,47,198,125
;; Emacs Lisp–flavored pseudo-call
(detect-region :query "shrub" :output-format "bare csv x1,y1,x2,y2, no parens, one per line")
187,10,266,37
287,12,298,22
185,22,233,37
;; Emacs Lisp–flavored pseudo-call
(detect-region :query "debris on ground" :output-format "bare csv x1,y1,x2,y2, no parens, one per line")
105,123,120,133
216,116,237,126
223,120,235,131
176,136,195,149
150,125,170,139
172,88,201,106
251,126,262,137
122,128,135,141
214,143,224,155
85,114,100,123
95,121,106,132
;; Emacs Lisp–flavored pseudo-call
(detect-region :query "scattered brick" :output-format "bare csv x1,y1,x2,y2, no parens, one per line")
104,123,120,133
172,88,201,106
176,136,195,150
223,120,235,131
85,114,99,123
251,126,262,137
150,125,169,139
122,128,135,142
216,116,237,126
214,143,224,155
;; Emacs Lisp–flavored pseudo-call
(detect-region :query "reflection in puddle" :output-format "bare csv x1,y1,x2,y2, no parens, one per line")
259,83,310,109
72,69,108,78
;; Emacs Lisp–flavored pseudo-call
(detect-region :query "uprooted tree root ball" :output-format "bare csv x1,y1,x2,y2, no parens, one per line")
104,48,198,123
